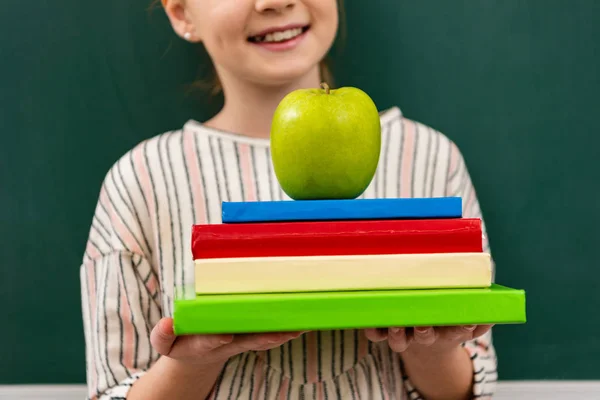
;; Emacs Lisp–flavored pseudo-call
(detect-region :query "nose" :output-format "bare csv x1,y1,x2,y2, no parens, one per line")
255,0,296,14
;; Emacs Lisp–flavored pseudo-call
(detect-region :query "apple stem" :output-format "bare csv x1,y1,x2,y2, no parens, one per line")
320,82,330,94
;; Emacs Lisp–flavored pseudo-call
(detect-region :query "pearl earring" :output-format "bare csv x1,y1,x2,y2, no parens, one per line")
184,32,191,41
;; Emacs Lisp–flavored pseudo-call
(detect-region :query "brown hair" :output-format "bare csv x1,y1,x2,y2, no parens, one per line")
150,0,346,95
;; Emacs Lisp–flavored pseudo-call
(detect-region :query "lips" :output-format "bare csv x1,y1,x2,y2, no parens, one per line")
248,24,310,44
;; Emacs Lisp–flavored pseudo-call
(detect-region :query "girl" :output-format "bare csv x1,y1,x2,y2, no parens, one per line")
80,0,497,399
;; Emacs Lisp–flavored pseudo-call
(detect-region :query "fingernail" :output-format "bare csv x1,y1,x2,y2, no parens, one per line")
390,328,401,334
220,335,233,344
463,325,476,331
415,327,430,334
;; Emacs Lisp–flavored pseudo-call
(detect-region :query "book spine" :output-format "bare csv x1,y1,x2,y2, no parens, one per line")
194,252,492,294
173,284,527,335
221,197,462,223
192,218,482,259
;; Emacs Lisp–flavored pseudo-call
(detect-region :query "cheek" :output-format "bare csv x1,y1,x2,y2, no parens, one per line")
311,0,339,23
191,1,251,54
310,0,339,44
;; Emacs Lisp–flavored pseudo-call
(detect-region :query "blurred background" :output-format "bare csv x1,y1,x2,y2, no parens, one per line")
1,0,599,397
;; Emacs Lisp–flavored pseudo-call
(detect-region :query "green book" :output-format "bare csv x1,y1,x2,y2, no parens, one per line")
173,284,526,335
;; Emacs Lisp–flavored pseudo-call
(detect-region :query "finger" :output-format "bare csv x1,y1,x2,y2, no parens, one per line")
150,318,178,356
364,328,388,342
388,327,411,353
472,324,494,338
437,325,474,342
461,325,477,337
413,326,436,346
255,331,304,349
221,331,303,356
150,317,233,357
249,332,304,351
173,332,234,359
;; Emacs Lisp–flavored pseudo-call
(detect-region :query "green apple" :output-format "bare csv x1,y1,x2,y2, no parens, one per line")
270,83,381,200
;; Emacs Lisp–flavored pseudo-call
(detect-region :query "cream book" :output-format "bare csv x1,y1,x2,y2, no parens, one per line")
194,252,492,294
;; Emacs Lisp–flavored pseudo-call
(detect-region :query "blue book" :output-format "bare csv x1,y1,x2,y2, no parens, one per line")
222,197,462,223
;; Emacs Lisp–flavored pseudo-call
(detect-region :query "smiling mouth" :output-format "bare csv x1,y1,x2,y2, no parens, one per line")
248,25,310,44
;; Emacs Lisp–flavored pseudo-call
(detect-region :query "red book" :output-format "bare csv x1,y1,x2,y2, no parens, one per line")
192,218,482,259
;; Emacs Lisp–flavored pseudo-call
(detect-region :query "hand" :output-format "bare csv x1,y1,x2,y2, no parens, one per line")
151,317,304,367
364,325,493,356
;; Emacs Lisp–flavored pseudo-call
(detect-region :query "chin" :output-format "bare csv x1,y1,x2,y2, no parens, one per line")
244,54,324,87
219,61,318,91
265,66,319,86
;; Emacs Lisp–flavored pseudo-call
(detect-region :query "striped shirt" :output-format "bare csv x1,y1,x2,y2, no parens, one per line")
80,106,498,399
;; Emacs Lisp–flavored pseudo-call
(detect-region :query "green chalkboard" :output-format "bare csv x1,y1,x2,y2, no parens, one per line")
1,0,598,384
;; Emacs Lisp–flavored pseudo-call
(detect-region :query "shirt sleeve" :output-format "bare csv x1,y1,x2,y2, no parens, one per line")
402,140,498,399
80,162,162,399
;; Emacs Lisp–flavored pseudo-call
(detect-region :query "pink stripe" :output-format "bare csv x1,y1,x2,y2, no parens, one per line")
132,145,158,264
119,271,135,371
239,144,257,201
98,190,111,221
278,376,289,399
400,120,415,198
476,337,491,352
146,274,158,297
252,356,265,400
183,130,208,223
133,145,155,217
317,382,324,400
86,241,101,259
85,262,98,398
101,189,143,255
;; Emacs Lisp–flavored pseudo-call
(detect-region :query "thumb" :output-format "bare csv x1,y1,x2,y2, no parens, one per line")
150,317,177,356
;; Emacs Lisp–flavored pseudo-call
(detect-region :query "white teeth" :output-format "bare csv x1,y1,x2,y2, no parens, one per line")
255,27,303,43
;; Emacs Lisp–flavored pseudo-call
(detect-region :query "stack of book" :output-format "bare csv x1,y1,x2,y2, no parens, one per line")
173,197,526,335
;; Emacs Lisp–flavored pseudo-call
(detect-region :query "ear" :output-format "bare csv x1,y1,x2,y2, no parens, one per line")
161,0,200,42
